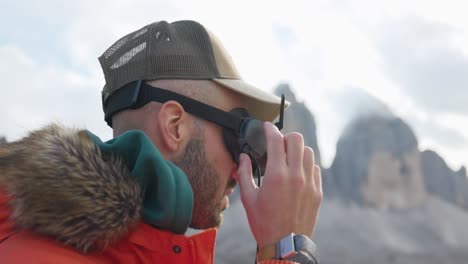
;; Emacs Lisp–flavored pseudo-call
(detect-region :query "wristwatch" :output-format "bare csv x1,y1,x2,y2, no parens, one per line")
257,233,319,263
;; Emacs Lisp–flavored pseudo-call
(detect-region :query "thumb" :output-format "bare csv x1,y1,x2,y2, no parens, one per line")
237,153,257,205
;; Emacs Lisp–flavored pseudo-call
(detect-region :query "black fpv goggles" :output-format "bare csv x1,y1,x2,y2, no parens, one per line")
104,80,286,178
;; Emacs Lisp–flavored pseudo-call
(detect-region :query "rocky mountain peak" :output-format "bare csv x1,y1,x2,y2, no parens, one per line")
341,115,418,157
422,150,468,210
217,84,468,264
457,166,467,178
329,115,426,208
273,83,321,166
274,83,297,103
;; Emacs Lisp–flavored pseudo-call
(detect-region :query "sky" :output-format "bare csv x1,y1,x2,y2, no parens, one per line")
1,0,467,171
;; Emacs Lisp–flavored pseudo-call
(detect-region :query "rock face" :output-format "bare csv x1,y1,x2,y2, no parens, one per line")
421,150,468,210
216,197,468,264
328,115,427,208
274,83,322,166
312,198,468,264
216,84,468,264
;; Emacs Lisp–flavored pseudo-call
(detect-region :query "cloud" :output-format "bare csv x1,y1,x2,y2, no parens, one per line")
0,45,111,141
331,87,394,121
410,117,467,149
374,16,468,115
0,1,71,66
0,1,184,141
1,0,466,170
272,23,298,50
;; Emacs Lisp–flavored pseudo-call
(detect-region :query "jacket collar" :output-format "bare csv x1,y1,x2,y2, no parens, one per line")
0,124,194,253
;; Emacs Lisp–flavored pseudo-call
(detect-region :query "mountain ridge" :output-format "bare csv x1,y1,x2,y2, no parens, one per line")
215,84,468,264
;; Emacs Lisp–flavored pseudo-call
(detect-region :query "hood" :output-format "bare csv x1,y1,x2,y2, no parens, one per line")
0,123,193,253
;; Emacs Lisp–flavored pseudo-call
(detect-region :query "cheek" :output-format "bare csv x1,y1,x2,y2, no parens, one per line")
207,141,231,170
204,126,235,177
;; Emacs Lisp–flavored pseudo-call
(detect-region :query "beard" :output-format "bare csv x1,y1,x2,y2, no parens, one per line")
173,135,231,229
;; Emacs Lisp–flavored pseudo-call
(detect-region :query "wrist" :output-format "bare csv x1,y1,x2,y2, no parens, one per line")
256,233,319,264
257,243,277,261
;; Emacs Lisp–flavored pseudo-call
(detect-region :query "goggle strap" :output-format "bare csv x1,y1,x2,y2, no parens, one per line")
104,80,244,132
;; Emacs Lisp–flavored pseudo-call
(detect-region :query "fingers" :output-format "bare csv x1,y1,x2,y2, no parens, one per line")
264,122,286,169
303,146,314,183
237,153,257,205
284,132,304,171
241,126,323,248
314,165,322,193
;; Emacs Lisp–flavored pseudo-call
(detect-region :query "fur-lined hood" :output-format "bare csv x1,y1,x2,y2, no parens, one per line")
0,124,142,252
0,123,193,253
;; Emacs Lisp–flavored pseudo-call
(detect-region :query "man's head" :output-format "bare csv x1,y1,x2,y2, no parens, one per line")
99,20,286,229
112,79,247,228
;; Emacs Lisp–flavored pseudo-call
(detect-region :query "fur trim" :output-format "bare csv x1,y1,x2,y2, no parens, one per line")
0,124,142,253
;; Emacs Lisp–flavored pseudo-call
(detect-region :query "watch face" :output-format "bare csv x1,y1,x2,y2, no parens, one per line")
278,233,296,259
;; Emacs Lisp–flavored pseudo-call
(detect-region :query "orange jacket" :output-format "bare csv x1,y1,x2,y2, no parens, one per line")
0,125,297,263
0,192,295,264
0,192,216,263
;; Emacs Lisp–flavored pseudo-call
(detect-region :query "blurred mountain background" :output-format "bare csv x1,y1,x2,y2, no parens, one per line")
216,84,468,264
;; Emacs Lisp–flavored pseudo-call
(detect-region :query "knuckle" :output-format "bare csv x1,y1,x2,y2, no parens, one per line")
291,166,304,178
305,178,315,190
268,163,286,176
268,126,284,141
315,187,323,196
265,165,278,175
315,191,323,202
291,174,306,188
269,174,286,187
266,167,287,182
310,189,323,201
304,165,314,178
284,132,304,146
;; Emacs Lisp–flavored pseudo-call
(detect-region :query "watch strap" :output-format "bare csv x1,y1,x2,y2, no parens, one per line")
256,234,319,264
285,235,319,264
257,243,276,261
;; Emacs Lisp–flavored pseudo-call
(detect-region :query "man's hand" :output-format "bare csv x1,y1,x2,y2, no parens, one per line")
236,122,322,248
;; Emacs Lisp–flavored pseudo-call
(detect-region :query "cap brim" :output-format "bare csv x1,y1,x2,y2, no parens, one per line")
212,79,290,122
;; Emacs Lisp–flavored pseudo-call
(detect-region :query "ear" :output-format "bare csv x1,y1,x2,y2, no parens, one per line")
157,101,191,153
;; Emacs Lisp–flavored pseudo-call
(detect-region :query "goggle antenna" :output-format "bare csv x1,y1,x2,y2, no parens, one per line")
275,94,285,130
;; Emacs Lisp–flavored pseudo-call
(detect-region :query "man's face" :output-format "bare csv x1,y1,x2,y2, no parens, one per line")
173,120,237,229
153,79,248,229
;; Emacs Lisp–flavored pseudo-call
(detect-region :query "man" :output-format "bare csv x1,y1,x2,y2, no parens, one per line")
0,20,322,263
